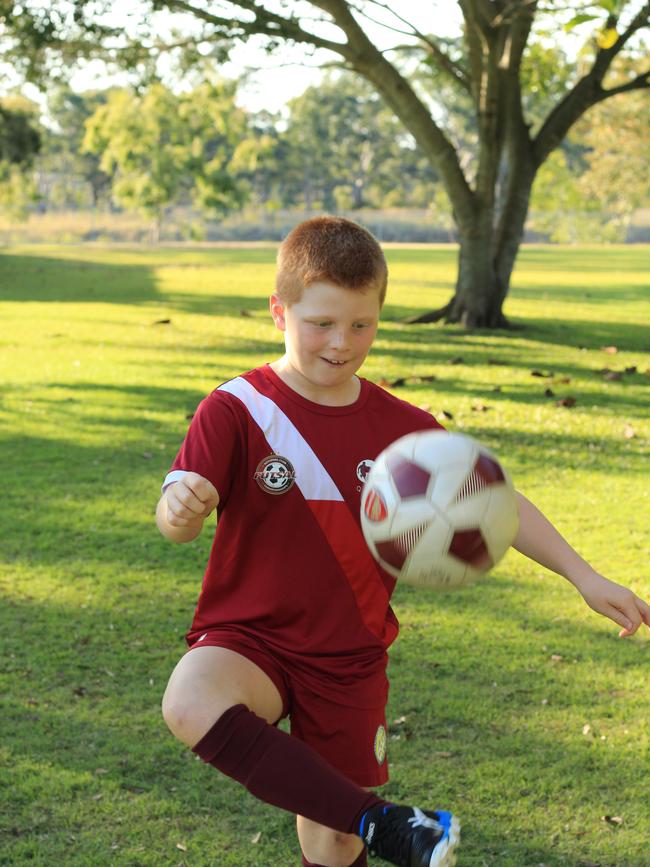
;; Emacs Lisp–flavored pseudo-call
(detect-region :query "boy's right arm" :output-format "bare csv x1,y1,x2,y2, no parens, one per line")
156,472,220,543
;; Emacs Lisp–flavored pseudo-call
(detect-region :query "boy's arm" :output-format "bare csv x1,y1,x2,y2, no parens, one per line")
513,492,650,637
156,472,220,544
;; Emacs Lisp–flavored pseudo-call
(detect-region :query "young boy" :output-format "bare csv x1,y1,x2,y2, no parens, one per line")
156,216,649,867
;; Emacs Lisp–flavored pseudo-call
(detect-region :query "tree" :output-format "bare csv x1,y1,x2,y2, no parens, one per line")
130,0,648,327
44,87,112,209
281,73,438,211
0,94,41,218
82,80,252,241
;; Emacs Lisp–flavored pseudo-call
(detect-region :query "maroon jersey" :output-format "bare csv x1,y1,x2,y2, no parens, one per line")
164,364,442,706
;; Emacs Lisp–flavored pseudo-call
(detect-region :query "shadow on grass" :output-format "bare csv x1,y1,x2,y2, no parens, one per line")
2,587,647,867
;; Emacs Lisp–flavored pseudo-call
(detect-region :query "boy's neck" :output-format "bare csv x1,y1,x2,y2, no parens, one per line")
268,359,361,407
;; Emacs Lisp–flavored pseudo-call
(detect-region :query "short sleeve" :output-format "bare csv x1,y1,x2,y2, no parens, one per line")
164,390,243,505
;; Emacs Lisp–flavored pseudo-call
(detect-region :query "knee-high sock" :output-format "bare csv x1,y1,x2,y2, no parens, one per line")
192,704,385,835
301,848,368,867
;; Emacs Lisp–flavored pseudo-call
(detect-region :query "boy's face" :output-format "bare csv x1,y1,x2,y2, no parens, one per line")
270,281,381,403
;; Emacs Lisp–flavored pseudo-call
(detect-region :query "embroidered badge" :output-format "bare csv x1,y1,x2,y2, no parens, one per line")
254,454,296,495
374,724,387,765
356,459,374,483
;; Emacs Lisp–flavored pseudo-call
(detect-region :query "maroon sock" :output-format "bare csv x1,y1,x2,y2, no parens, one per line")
192,704,385,835
302,848,368,866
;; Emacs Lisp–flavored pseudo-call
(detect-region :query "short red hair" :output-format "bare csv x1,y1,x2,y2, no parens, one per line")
276,216,387,306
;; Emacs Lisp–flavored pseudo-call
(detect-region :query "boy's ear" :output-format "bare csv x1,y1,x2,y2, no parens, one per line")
269,294,287,331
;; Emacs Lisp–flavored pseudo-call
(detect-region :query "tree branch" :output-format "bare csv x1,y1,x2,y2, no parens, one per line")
350,0,472,91
533,0,650,164
163,0,352,56
305,0,476,220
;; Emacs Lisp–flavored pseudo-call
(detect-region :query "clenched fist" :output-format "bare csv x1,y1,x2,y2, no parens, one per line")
157,472,220,542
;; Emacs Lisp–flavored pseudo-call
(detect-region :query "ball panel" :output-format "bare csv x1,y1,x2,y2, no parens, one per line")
474,452,506,485
385,453,431,499
448,528,493,570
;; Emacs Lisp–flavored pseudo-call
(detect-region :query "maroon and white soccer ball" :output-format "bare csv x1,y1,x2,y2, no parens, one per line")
360,430,519,589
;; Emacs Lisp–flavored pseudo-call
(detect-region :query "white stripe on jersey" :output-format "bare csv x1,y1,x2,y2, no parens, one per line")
219,376,344,503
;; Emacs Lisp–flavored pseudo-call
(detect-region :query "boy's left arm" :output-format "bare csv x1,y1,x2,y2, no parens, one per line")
513,492,650,637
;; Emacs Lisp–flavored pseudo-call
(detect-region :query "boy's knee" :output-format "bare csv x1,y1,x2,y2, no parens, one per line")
161,684,230,748
297,816,363,867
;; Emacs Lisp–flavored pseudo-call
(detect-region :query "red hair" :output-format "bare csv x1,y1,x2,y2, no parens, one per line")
276,216,387,306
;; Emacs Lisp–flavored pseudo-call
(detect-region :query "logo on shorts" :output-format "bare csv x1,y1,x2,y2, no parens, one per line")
374,724,387,765
254,454,296,495
356,459,374,483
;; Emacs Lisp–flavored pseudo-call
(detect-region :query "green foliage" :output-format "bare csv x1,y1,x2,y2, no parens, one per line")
1,243,649,865
82,80,252,230
0,95,41,164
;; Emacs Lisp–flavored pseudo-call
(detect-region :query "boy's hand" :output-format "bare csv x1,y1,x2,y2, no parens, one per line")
576,571,650,638
165,472,220,527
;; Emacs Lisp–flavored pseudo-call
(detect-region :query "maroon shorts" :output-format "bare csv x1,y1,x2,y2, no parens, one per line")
186,628,389,788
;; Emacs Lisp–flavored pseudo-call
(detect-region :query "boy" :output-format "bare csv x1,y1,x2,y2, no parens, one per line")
156,216,649,867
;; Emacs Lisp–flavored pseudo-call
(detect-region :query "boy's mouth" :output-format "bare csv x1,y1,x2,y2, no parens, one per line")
322,357,347,366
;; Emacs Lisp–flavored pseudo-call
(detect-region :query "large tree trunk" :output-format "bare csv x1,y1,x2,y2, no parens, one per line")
405,228,510,328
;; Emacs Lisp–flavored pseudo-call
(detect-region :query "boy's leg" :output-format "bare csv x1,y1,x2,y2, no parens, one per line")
163,643,460,866
162,644,383,833
297,816,366,867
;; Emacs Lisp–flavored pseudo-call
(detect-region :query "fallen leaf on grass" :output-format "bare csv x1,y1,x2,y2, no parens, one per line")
601,345,618,354
153,318,171,325
555,397,577,408
176,843,188,852
624,366,637,374
471,402,490,412
251,832,262,844
438,410,454,421
603,371,623,381
601,815,623,826
544,388,555,398
531,370,552,378
623,424,635,439
240,310,252,317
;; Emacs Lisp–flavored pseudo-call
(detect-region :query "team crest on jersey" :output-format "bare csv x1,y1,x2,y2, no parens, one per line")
374,724,387,765
254,454,296,495
356,459,374,483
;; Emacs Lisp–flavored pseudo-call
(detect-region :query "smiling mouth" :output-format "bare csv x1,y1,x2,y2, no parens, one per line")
322,357,347,366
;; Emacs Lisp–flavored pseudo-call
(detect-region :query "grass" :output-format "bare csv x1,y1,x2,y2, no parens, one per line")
0,243,648,867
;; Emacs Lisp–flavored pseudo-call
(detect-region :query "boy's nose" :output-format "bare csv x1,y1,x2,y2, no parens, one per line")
328,328,347,349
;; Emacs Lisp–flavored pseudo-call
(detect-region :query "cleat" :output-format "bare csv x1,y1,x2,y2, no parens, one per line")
359,804,460,867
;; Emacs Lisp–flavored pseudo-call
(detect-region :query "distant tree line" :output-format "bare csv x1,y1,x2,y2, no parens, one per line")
1,68,648,244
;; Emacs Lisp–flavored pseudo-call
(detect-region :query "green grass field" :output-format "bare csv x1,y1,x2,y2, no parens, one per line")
1,243,648,867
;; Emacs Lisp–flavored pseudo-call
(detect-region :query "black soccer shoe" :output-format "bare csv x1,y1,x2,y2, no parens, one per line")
359,804,460,867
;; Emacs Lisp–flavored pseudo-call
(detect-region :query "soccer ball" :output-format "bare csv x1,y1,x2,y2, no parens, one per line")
360,430,519,589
